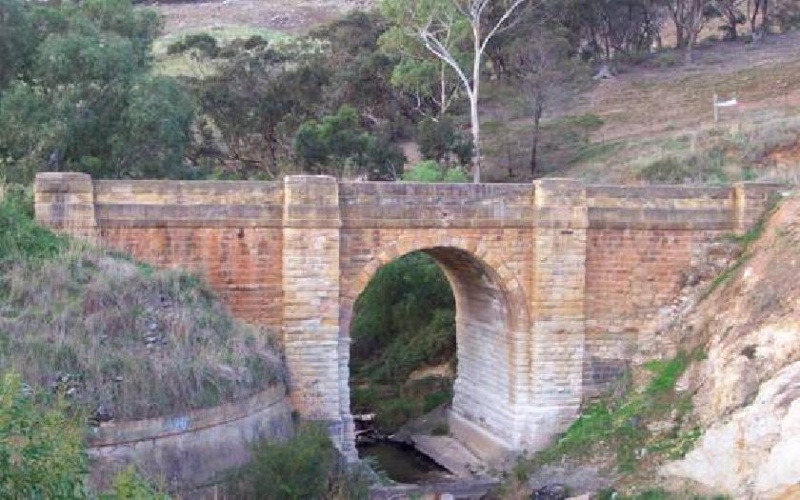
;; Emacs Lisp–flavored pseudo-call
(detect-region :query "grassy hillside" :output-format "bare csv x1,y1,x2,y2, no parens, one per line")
481,31,800,184
0,185,284,421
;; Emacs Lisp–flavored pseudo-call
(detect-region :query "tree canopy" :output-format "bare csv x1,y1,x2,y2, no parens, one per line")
0,0,193,183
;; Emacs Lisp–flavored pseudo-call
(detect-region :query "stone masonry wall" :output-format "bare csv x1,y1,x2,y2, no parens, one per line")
582,184,783,396
34,172,784,458
78,178,283,327
336,182,536,455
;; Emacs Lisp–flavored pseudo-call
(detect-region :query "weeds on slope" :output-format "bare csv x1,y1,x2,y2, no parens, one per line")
523,351,702,478
0,184,284,420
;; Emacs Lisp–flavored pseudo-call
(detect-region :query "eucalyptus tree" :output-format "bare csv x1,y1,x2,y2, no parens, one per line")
0,0,194,182
509,23,587,177
380,0,531,183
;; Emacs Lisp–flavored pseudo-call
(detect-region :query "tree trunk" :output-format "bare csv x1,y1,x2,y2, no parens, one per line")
750,0,759,33
672,6,687,48
440,64,447,117
529,97,544,178
471,27,482,184
684,0,703,63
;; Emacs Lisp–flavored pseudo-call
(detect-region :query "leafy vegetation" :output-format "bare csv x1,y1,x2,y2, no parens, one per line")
0,0,194,183
402,160,469,183
295,105,404,180
0,371,167,499
0,184,66,265
223,423,370,500
532,352,700,474
0,372,87,499
350,252,456,432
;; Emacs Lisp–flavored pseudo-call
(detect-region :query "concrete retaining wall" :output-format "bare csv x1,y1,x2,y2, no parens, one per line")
87,384,293,492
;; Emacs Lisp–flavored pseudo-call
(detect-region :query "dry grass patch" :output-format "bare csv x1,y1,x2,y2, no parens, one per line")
0,187,284,422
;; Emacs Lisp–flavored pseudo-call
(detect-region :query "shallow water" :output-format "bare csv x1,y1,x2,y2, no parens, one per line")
357,440,453,484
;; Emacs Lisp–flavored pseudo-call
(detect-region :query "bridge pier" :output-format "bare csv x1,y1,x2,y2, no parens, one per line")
521,179,588,449
281,176,351,454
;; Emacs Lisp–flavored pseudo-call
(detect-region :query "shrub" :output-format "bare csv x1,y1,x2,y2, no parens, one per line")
0,372,88,499
402,160,468,183
227,423,341,500
414,117,472,166
402,160,441,182
167,33,219,58
638,157,692,183
99,467,169,500
0,184,66,264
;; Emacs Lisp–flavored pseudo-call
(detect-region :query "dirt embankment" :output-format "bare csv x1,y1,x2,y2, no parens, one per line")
660,191,800,499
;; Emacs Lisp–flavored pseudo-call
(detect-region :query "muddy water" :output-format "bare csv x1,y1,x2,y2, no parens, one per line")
357,440,453,484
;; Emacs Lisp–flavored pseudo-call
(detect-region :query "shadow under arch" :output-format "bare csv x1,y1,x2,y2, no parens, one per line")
340,237,532,458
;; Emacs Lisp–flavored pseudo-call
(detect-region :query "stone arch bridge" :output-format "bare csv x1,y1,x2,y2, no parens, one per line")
35,173,779,460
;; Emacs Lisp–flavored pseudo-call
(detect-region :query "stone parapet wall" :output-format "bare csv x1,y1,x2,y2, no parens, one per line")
339,182,535,228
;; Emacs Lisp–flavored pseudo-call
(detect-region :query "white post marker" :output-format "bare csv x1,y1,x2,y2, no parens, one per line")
713,93,738,123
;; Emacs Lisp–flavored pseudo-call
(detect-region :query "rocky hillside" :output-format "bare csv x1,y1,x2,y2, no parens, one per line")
660,191,800,498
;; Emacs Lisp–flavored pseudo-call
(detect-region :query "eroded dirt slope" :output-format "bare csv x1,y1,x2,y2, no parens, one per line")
661,191,800,499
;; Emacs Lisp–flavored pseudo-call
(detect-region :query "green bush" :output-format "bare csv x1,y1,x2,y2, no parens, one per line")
227,423,342,500
99,467,169,500
638,157,693,183
0,371,170,499
167,33,219,58
0,372,87,499
402,160,441,182
0,184,66,265
414,117,472,166
402,160,468,183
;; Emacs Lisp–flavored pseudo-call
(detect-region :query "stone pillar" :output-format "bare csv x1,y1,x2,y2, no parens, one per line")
523,178,588,449
732,182,784,235
34,172,97,240
282,176,345,448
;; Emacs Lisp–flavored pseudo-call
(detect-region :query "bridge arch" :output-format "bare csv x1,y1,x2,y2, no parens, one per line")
339,236,532,457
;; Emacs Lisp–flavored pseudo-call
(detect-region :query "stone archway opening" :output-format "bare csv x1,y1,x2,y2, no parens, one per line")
344,245,523,466
349,250,456,429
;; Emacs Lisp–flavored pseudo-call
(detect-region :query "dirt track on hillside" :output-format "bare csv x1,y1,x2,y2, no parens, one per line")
156,0,373,35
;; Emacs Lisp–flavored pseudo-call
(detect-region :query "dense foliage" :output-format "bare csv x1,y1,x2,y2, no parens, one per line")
225,423,369,500
0,372,87,499
0,372,168,499
0,0,194,183
350,252,456,430
2,0,798,183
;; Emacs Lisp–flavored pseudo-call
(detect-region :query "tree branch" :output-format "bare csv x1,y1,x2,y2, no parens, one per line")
479,0,529,53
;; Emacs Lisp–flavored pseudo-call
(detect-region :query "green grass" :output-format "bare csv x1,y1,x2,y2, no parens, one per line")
532,351,700,474
0,185,66,265
598,488,730,500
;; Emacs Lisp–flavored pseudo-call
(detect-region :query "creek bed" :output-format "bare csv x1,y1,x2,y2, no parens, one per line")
357,440,454,484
